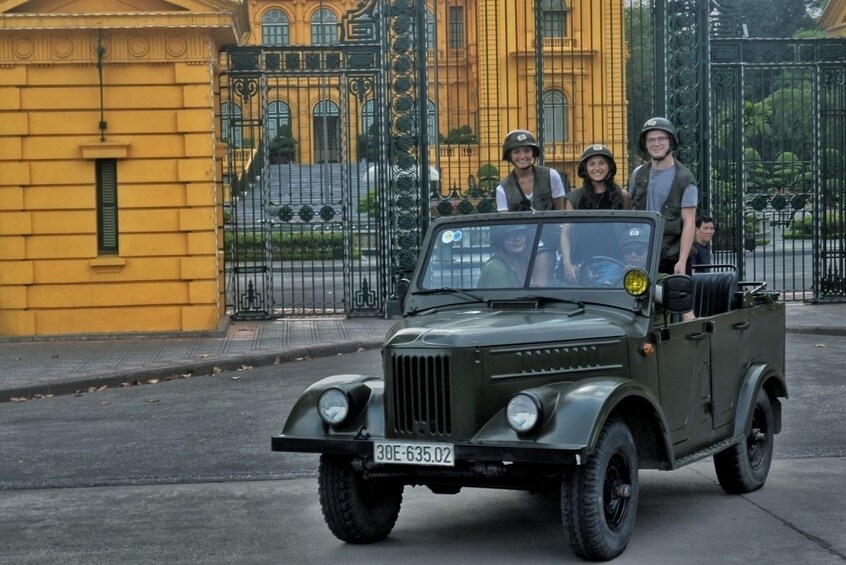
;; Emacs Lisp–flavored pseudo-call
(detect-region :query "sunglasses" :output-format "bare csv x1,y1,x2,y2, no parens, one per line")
623,245,647,256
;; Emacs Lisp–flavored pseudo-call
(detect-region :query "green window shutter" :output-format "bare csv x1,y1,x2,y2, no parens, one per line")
96,159,118,254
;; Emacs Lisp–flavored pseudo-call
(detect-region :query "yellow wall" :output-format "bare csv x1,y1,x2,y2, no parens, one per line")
0,1,244,337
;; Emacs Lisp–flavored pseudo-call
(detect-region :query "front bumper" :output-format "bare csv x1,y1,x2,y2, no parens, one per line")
272,434,581,466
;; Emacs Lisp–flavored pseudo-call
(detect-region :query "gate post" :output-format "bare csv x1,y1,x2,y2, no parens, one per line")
655,0,712,209
383,0,427,315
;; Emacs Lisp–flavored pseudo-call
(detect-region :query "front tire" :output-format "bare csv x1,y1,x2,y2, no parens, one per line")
561,418,639,561
714,388,774,494
318,454,403,544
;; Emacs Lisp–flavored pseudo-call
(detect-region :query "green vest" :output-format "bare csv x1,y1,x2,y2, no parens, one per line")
501,165,554,211
631,161,695,260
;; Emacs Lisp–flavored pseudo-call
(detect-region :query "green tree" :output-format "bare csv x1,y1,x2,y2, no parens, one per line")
768,81,814,162
731,0,821,38
440,125,476,144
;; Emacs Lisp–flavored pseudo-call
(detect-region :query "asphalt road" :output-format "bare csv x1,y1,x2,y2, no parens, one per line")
1,336,845,564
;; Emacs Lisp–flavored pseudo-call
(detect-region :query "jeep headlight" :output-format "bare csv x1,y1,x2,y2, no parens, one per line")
624,268,650,297
318,387,351,426
506,392,543,433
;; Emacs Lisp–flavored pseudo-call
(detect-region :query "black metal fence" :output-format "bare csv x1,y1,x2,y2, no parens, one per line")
220,1,846,319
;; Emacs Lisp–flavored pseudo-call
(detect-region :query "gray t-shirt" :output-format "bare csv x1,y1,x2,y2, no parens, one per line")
629,165,698,211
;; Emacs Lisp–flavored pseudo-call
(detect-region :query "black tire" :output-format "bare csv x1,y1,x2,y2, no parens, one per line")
714,388,774,494
317,454,403,544
561,419,639,561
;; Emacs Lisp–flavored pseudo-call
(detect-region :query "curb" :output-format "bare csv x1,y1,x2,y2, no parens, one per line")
0,339,384,404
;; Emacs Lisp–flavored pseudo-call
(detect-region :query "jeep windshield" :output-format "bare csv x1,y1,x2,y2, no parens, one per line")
406,211,663,313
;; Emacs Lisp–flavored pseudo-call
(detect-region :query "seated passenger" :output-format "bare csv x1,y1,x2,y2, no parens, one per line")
478,226,531,288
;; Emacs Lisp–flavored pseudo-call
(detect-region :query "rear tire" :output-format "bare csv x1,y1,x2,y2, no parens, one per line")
561,418,639,561
714,388,774,494
318,454,403,543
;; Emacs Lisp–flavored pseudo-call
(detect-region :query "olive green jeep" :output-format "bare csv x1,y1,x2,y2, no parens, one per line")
272,211,787,561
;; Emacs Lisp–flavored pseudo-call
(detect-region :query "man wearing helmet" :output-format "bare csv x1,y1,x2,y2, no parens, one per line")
495,130,566,213
630,117,698,320
630,117,698,274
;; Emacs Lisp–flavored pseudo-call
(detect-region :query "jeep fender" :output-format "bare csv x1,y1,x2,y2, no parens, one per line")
473,377,672,464
280,374,385,438
734,363,788,438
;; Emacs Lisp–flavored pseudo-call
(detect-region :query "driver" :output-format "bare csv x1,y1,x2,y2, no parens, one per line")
478,226,531,288
621,227,649,269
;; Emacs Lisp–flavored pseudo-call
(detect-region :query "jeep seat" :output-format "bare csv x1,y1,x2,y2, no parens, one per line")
692,270,738,317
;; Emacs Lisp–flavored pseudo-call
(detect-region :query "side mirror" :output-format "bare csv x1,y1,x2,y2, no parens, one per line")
394,278,411,311
658,274,693,314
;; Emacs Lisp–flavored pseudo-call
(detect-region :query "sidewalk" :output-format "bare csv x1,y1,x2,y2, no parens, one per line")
1,302,844,402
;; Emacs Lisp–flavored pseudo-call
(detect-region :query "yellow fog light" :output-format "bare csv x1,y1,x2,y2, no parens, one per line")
623,268,649,297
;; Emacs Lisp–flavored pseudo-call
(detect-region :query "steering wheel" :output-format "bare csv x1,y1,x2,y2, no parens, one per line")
578,256,626,287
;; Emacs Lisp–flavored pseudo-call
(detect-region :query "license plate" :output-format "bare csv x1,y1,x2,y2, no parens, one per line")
373,441,455,467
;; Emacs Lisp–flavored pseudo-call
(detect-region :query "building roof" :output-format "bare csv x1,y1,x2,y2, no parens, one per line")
0,0,249,44
819,0,846,36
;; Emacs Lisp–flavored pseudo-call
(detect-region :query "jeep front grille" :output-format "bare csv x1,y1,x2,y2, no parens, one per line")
390,353,452,436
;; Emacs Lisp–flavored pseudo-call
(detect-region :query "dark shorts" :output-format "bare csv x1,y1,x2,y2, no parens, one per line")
659,255,692,276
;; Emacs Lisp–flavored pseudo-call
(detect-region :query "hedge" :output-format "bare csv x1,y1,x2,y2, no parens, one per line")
224,231,359,260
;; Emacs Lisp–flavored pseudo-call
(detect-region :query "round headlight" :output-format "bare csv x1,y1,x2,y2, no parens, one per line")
623,268,650,297
506,392,542,433
318,387,350,425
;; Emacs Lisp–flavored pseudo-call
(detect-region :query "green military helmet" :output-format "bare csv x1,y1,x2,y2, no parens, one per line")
639,117,679,152
577,144,617,179
501,129,541,161
490,224,531,247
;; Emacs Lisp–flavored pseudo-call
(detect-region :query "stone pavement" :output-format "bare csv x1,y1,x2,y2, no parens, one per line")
1,301,844,402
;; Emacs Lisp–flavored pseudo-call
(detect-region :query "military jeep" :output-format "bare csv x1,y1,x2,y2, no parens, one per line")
272,211,787,561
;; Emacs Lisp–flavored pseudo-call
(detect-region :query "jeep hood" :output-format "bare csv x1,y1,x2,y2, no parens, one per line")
386,309,627,349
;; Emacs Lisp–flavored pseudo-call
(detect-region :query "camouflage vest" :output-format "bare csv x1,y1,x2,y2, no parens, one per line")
630,161,695,260
501,165,554,211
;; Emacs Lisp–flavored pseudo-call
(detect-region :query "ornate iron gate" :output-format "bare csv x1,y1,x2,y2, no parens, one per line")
221,2,394,318
710,38,846,302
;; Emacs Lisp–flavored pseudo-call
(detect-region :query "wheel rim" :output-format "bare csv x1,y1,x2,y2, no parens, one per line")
746,406,769,470
603,452,632,530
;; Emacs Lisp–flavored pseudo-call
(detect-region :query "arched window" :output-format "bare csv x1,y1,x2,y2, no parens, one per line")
220,101,243,147
362,100,376,134
543,90,568,142
262,9,290,45
311,8,339,45
427,99,438,145
426,9,436,51
314,99,341,162
266,101,291,141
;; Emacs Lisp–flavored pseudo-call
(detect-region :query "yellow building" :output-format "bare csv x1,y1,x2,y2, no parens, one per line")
237,0,628,191
0,0,246,337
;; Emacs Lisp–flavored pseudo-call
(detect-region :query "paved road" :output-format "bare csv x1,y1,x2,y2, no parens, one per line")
2,337,844,564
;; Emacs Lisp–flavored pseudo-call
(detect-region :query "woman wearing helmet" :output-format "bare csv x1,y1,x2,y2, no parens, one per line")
559,144,631,281
566,144,631,211
495,129,566,213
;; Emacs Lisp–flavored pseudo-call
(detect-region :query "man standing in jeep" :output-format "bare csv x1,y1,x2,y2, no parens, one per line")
629,117,698,277
629,117,698,320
